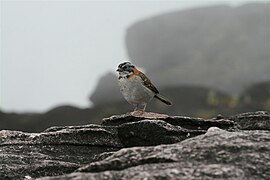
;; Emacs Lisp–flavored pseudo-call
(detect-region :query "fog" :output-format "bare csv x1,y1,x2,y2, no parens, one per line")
0,0,268,112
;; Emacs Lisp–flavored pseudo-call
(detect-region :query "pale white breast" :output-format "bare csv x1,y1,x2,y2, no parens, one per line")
118,75,155,105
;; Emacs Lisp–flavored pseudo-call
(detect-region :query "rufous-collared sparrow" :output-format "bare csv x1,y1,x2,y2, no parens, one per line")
117,62,172,114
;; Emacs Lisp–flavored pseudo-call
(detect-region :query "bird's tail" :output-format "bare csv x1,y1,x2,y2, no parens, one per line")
154,94,172,106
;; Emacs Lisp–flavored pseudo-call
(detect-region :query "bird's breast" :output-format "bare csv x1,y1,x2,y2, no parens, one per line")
118,76,154,104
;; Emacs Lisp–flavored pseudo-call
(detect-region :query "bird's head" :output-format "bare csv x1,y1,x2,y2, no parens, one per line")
116,62,139,77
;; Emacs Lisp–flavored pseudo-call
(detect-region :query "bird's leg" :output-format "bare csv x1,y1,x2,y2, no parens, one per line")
133,104,139,112
142,103,147,112
130,102,169,118
139,103,149,116
131,104,144,116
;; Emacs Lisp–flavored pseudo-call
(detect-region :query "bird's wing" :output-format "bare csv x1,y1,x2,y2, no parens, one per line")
138,71,159,94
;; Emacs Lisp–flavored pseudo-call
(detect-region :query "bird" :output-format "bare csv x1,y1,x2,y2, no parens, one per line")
116,62,172,115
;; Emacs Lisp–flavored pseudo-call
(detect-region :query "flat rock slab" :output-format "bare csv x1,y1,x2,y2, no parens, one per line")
102,113,238,131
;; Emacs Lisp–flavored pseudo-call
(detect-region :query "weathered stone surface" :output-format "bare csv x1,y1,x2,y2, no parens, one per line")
0,125,122,179
1,111,269,179
40,128,270,180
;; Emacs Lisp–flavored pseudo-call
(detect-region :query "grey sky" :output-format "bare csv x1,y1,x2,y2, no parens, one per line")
1,0,268,112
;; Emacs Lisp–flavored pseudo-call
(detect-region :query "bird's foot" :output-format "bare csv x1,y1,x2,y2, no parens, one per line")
130,110,144,117
130,111,169,119
142,112,169,119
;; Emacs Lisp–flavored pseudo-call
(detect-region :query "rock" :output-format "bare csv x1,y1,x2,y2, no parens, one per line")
118,120,205,147
102,113,237,148
40,130,270,180
1,124,122,147
1,111,269,179
206,126,227,134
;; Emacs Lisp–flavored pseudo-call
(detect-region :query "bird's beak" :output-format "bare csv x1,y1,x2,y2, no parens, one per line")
116,68,121,72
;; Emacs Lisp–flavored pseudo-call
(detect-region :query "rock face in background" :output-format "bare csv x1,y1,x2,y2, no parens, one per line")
0,106,102,132
239,82,270,110
0,111,269,179
91,3,270,105
89,72,122,106
126,3,270,94
2,82,270,132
